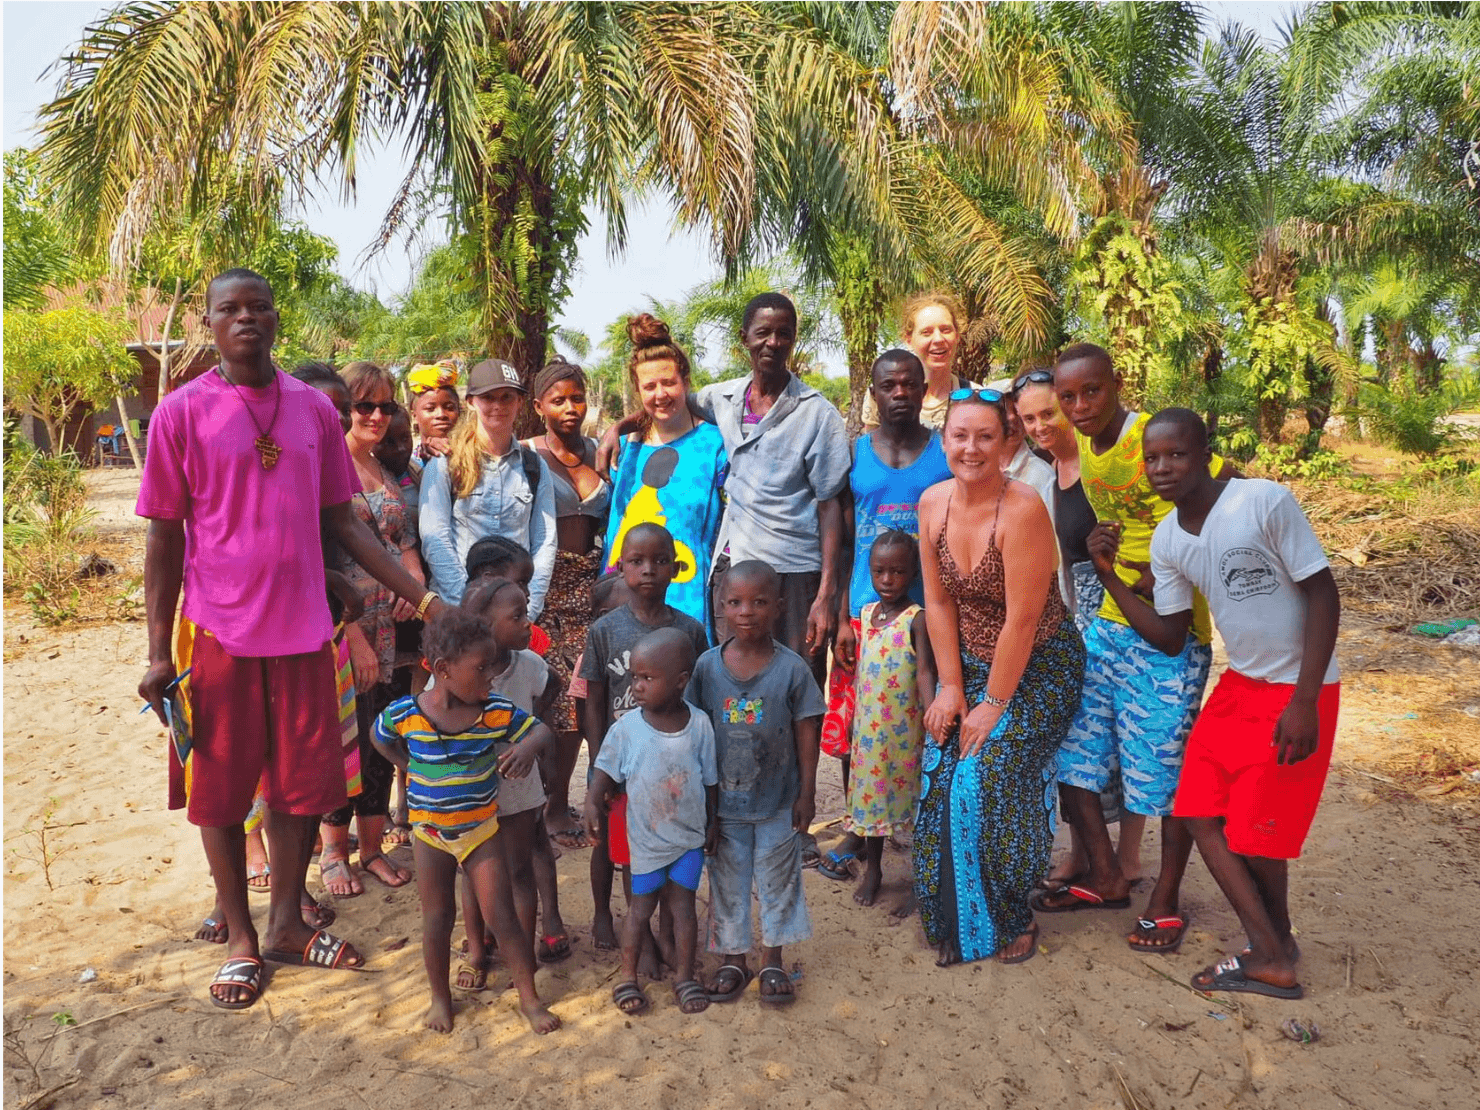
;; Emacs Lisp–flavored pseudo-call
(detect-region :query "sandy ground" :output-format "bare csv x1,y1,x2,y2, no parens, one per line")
4,470,1479,1110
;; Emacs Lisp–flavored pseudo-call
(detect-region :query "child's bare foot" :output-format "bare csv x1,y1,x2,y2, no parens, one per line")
426,995,454,1033
637,945,663,981
592,913,618,951
520,998,562,1033
853,865,883,906
887,892,917,923
653,926,678,972
935,940,960,968
360,853,412,889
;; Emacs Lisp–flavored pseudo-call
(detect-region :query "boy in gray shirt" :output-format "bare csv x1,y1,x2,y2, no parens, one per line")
685,560,826,1007
588,629,718,1017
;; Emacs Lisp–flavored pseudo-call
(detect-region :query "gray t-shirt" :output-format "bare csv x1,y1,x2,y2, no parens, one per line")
685,640,827,820
695,374,850,573
593,702,718,874
1152,478,1338,686
579,604,710,724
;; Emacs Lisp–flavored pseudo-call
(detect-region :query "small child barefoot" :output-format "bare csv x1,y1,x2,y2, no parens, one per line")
426,994,455,1034
520,998,562,1035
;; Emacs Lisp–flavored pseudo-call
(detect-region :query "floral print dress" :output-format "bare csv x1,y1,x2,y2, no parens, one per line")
844,602,925,837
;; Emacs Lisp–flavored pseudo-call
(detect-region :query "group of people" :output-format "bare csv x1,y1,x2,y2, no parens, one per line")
138,269,1341,1033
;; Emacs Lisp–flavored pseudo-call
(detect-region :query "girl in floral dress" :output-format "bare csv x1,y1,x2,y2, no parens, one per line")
844,532,935,911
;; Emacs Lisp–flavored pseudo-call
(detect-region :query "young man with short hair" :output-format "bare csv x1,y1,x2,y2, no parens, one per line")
138,268,442,1009
1035,343,1236,958
1090,408,1339,998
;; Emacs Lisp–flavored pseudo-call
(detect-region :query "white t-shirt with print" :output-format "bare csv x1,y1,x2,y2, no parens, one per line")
1151,478,1338,686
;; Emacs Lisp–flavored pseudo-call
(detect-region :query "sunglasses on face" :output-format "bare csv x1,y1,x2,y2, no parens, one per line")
1012,369,1054,393
948,388,1005,404
352,400,399,417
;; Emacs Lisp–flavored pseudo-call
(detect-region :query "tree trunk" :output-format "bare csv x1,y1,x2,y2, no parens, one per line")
1414,341,1445,393
155,278,186,400
1201,339,1223,442
37,412,61,458
115,394,143,468
957,316,996,385
1303,355,1333,450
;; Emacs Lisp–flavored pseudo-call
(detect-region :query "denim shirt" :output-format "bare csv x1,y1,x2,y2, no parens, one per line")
695,374,850,573
418,448,557,617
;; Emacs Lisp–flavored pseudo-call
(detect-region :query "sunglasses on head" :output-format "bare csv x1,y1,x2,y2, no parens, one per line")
948,387,1005,404
352,400,399,417
1012,369,1054,393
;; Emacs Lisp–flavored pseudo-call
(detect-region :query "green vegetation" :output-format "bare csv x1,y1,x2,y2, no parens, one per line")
0,0,1470,466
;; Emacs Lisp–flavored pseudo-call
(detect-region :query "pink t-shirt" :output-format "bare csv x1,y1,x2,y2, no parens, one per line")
136,368,358,657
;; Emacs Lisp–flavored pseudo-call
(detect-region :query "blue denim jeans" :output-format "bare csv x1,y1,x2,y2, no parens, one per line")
706,806,812,953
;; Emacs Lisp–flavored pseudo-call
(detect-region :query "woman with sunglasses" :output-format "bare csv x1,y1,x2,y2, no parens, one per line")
861,292,976,431
913,388,1085,966
1013,369,1146,892
319,361,425,895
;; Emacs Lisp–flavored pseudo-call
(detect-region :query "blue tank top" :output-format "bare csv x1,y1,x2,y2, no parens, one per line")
848,431,953,618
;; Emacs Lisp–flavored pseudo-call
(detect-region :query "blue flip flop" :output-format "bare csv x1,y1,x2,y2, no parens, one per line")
816,850,856,881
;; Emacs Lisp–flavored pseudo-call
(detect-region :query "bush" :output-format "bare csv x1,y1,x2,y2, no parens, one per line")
1249,443,1349,481
2,448,96,624
1350,375,1480,456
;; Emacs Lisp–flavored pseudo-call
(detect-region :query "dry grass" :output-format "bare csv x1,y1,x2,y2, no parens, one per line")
1290,474,1480,626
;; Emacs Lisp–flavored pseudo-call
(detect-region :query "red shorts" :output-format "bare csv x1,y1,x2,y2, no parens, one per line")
182,627,347,827
1173,670,1340,859
606,793,630,868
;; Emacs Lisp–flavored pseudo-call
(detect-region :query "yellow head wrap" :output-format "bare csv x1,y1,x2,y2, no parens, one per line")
407,361,460,395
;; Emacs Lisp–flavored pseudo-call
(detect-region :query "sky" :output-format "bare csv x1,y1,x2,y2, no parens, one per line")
3,0,1296,374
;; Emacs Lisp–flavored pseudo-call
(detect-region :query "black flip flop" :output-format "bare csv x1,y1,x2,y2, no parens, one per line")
208,956,264,1011
262,929,368,970
706,963,754,1003
1193,955,1303,1000
998,924,1040,965
613,981,649,1014
758,965,796,1006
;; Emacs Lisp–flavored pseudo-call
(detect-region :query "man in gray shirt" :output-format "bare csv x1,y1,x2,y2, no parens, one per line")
696,293,851,690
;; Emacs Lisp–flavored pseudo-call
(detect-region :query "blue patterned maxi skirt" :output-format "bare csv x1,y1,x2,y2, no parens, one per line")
914,621,1086,963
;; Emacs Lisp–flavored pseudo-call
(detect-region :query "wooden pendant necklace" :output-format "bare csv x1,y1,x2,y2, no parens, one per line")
220,367,283,469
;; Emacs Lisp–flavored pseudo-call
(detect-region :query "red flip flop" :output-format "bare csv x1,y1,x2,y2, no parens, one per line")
1029,885,1132,913
1128,915,1190,954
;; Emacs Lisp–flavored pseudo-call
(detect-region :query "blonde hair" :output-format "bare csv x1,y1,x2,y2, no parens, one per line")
445,412,486,500
901,291,966,340
627,314,692,438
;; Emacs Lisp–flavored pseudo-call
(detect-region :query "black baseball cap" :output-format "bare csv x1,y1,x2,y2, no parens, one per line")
466,358,526,397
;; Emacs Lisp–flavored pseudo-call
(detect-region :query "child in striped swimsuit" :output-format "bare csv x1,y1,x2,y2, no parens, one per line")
372,607,560,1036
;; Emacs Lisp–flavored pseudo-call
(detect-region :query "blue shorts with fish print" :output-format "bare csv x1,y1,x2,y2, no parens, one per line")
1056,616,1212,817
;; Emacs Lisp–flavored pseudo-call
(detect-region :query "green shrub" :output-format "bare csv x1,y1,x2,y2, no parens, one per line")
1250,443,1349,481
1350,375,1480,456
2,448,96,625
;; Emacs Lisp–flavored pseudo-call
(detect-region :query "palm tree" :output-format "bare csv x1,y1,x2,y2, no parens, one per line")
35,1,906,386
886,0,1128,374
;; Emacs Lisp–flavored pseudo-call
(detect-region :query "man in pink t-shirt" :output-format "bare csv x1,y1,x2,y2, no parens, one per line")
138,268,444,1010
